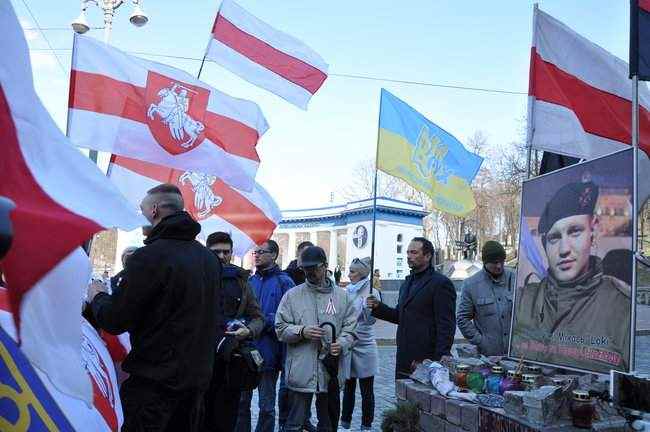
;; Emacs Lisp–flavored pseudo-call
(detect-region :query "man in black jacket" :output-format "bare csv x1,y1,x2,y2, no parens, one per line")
367,237,456,379
203,231,264,432
88,184,222,432
283,241,314,285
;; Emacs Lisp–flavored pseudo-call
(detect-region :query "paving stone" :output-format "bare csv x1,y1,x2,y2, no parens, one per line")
419,411,445,432
395,379,411,400
445,399,465,425
444,421,462,432
430,393,446,417
460,403,479,432
407,382,433,413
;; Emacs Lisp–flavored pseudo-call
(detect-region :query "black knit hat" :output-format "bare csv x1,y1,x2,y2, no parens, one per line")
481,240,506,264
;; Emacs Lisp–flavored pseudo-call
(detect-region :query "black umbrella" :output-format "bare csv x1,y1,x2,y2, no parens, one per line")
319,322,338,380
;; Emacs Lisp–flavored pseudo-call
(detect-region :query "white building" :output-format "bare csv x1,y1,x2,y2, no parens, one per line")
272,197,427,280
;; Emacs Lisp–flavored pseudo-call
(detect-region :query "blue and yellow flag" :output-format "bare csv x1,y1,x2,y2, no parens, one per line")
0,326,74,431
377,89,483,216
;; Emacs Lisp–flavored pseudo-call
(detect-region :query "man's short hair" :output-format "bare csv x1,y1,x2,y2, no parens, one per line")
206,232,233,249
297,241,314,251
412,237,434,257
146,183,184,212
265,239,279,258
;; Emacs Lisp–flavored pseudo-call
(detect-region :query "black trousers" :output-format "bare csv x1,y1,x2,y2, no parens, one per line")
341,377,374,428
120,375,205,432
285,384,339,432
203,357,240,432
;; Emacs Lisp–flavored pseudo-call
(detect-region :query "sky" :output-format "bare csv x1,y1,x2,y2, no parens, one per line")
10,0,631,210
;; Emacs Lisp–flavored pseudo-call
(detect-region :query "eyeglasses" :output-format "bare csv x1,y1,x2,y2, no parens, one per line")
252,249,272,256
211,249,232,256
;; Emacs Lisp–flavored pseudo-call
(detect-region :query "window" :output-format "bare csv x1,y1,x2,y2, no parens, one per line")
396,269,404,278
397,233,403,242
396,244,402,254
396,257,403,267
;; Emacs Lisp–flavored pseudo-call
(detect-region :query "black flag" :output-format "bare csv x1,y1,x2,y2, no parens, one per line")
630,0,650,80
539,151,579,175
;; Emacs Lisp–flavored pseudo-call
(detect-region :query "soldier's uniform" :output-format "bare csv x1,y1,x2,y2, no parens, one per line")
511,181,632,372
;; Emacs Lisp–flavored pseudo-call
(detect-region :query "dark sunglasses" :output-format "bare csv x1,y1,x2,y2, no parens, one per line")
252,249,272,256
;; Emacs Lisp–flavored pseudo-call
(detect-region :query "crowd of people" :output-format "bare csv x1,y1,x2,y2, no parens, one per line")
83,183,515,432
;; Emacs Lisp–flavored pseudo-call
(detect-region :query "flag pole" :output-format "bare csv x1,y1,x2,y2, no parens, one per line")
631,73,640,372
369,90,383,295
526,3,539,179
197,54,208,80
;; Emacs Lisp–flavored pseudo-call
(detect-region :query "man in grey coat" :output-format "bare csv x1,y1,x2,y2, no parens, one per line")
275,246,357,432
457,240,515,356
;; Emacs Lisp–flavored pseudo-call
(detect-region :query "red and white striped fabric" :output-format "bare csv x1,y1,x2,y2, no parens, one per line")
69,35,269,192
0,290,123,431
529,8,650,159
109,155,282,256
0,2,144,404
207,0,328,110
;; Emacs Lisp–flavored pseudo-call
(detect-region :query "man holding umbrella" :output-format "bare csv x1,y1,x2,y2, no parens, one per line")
275,246,357,432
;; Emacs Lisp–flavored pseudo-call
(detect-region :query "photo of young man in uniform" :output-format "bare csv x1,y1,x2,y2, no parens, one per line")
510,154,634,373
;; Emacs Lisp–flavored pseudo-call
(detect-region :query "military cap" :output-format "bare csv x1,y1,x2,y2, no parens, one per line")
538,181,598,235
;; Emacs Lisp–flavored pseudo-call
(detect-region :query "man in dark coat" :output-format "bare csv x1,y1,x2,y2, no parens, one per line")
367,237,456,379
203,231,264,432
284,241,314,285
88,183,222,432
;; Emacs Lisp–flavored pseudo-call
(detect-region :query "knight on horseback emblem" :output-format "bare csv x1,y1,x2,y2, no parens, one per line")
179,171,223,219
144,71,211,155
147,82,205,149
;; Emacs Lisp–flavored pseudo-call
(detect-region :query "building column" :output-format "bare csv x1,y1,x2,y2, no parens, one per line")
328,230,337,270
288,231,297,261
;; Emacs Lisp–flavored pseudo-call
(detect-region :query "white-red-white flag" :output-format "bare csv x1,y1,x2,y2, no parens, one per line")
0,2,144,403
0,290,124,431
529,8,650,159
206,0,328,109
108,155,282,256
69,35,269,192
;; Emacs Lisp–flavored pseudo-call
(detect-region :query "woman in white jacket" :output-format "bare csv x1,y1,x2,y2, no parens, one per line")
340,257,378,431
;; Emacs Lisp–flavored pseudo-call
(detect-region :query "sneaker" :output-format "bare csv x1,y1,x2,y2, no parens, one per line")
302,422,317,432
339,421,351,430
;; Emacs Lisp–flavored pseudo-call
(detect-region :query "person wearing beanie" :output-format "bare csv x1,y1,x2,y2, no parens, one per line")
340,257,378,431
457,240,515,356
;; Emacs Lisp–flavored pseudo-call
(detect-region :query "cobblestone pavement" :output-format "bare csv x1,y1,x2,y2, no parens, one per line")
249,346,397,431
248,336,650,432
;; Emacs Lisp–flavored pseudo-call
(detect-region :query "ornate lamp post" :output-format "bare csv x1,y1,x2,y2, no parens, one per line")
71,0,148,43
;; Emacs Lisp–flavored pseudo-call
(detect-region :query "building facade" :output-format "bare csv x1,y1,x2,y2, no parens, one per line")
272,197,427,280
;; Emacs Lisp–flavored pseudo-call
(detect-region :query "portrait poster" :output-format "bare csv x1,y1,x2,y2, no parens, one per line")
509,149,634,373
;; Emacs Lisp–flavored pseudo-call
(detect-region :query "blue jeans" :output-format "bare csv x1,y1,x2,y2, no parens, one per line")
237,370,280,432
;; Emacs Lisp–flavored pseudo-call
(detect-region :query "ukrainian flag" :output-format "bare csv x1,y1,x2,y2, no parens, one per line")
377,89,483,216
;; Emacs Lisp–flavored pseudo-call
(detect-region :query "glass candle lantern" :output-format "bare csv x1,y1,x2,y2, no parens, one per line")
522,374,540,391
485,366,505,394
500,370,524,394
524,365,542,375
570,390,595,429
467,371,485,393
454,364,470,389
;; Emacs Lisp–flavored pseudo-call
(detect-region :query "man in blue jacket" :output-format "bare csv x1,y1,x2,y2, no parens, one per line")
238,240,294,432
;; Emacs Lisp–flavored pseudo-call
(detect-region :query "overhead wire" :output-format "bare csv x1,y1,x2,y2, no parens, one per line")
20,0,67,74
27,48,527,96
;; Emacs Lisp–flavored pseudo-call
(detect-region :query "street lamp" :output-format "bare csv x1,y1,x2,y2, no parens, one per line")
71,0,148,44
71,0,148,163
